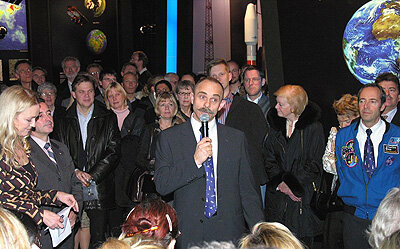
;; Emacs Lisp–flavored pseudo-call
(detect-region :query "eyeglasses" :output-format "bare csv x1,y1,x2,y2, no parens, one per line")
177,92,192,97
40,92,56,97
90,71,100,76
244,77,261,84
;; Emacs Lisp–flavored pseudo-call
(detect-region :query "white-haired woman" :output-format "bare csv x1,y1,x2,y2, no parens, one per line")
368,187,400,249
264,85,325,247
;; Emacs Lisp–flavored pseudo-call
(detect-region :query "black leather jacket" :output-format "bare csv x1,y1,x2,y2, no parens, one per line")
53,101,121,209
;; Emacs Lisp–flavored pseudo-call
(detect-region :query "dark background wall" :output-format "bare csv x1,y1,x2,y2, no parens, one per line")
2,0,371,133
16,0,192,85
276,0,368,134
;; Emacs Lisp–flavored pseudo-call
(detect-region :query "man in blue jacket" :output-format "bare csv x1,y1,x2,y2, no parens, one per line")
336,83,400,249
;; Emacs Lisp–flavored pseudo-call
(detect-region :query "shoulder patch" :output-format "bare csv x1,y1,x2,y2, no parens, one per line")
341,139,358,168
388,137,400,145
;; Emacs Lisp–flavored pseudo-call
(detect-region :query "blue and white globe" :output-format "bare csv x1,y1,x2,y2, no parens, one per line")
343,0,400,84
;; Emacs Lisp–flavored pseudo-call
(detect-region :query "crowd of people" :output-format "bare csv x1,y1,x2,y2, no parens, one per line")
0,51,399,249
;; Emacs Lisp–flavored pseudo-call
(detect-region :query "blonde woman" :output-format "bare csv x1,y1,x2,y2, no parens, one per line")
240,222,305,249
264,85,325,246
0,86,78,228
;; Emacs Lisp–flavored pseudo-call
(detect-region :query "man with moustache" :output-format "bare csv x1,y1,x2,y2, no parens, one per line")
56,56,81,107
154,77,264,249
30,100,82,249
375,72,400,126
335,83,400,249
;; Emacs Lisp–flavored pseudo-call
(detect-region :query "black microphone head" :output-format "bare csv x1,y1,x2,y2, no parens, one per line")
200,113,210,122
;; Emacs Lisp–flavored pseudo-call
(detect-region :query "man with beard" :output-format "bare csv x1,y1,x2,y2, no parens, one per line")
154,77,264,249
227,60,244,96
56,56,81,107
375,72,400,126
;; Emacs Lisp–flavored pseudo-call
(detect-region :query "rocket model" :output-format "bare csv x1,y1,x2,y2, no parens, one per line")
244,3,257,65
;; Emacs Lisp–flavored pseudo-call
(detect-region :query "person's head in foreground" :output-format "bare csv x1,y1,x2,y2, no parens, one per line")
368,187,400,249
100,235,166,249
239,222,305,249
0,207,32,249
122,198,179,249
378,230,400,249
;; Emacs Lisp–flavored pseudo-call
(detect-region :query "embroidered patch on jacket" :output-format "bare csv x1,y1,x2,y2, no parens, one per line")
341,139,358,168
388,137,400,145
385,156,395,166
384,144,399,154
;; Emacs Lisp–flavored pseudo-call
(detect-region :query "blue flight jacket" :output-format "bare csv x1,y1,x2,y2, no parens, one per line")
336,119,400,220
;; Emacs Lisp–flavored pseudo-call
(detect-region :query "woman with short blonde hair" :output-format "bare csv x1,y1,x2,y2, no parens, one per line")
264,84,324,246
239,222,304,249
274,85,308,116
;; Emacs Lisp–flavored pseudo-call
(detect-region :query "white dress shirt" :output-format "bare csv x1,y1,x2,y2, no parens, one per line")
384,107,397,123
191,114,218,198
357,119,385,168
246,92,263,104
30,135,54,162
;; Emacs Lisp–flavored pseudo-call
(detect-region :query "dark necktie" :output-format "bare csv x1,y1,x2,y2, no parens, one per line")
44,142,57,166
364,129,375,178
200,127,217,218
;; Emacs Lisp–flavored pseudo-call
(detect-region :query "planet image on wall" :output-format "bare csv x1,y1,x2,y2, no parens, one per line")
343,0,400,84
84,0,106,17
86,29,107,55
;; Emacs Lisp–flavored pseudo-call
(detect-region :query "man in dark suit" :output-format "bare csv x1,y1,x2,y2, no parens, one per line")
154,77,264,249
30,100,82,249
130,51,152,91
207,59,268,190
375,72,400,126
242,65,271,121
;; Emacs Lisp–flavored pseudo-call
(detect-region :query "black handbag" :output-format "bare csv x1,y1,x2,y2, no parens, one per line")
126,127,157,202
126,167,155,202
310,172,330,220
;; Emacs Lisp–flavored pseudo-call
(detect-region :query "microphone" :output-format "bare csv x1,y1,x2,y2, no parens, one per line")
199,113,210,138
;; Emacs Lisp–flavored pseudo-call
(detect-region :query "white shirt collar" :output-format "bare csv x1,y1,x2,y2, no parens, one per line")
247,92,263,104
139,68,147,75
384,107,397,122
30,135,50,149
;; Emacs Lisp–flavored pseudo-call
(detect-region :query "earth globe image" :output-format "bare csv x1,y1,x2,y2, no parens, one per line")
86,29,107,55
343,0,400,84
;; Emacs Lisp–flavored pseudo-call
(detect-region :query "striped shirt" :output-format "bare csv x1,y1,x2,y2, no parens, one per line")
217,92,234,124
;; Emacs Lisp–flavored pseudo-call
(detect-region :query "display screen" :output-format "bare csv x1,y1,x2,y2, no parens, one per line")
0,0,28,50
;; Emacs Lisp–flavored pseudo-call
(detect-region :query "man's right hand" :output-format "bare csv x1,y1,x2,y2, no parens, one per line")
43,210,64,229
75,169,92,186
194,137,213,165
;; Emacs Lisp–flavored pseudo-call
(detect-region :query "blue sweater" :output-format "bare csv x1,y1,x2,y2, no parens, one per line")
336,120,400,220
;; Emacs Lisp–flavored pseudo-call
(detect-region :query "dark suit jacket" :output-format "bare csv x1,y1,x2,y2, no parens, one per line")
29,137,82,249
138,69,152,92
257,94,271,121
154,121,264,248
56,79,71,107
225,95,268,185
391,104,400,126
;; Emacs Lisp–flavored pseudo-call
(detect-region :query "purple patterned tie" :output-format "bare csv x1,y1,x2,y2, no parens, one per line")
200,127,217,218
364,129,375,178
